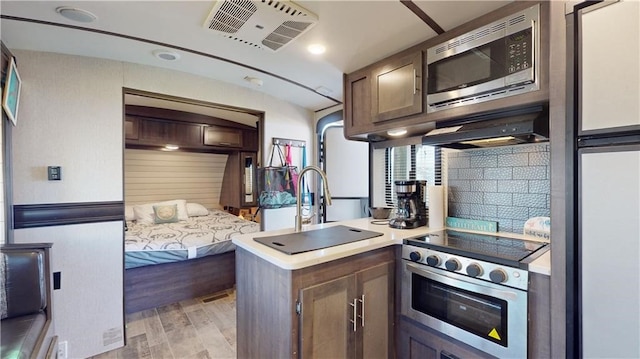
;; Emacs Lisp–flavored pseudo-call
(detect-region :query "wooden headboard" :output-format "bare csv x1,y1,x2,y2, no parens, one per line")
124,149,227,209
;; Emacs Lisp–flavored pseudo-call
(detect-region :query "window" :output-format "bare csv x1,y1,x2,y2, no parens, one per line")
385,145,440,207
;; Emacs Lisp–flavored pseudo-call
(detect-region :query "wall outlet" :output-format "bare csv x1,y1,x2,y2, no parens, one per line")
57,341,68,359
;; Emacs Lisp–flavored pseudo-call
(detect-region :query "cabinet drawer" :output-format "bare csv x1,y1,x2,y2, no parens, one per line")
204,126,243,147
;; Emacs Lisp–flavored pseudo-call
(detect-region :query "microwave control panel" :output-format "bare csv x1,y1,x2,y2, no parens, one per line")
507,29,532,74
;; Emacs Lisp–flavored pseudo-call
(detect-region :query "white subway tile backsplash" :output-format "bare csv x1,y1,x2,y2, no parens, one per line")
446,143,550,234
484,192,513,206
458,168,484,180
513,166,547,180
470,180,498,192
513,193,547,208
469,155,498,168
498,180,529,193
497,206,530,220
497,153,529,167
484,167,513,180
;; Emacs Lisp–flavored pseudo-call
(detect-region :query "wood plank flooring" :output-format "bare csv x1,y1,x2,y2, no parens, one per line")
90,289,236,359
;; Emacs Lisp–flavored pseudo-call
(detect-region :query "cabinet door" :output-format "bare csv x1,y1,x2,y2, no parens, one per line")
357,262,394,359
371,51,423,123
138,119,201,146
125,117,139,140
344,70,372,138
204,125,243,147
300,274,357,359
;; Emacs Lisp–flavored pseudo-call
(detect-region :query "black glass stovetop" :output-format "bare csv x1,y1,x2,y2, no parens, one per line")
404,229,548,267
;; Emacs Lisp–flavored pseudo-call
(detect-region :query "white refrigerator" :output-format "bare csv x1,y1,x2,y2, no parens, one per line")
574,1,640,357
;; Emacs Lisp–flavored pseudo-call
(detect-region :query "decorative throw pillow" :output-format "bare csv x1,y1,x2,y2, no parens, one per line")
133,200,188,224
186,203,209,217
125,205,135,221
153,204,179,224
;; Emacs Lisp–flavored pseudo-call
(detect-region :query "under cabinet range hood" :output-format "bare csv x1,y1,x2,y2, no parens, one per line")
422,108,549,149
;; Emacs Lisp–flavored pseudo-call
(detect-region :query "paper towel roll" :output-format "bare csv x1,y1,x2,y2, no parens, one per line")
428,185,445,229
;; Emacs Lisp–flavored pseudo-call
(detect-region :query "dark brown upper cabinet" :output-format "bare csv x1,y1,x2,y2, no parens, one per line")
204,125,243,148
137,118,202,147
371,50,423,123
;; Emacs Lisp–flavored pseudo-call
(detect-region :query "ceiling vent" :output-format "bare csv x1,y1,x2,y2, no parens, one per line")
204,0,319,52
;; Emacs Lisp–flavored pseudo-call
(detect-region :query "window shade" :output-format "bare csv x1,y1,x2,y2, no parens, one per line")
385,145,440,207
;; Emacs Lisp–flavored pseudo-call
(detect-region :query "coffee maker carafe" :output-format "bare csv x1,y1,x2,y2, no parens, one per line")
389,180,427,229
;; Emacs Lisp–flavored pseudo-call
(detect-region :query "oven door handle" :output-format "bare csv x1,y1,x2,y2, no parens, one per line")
405,261,520,300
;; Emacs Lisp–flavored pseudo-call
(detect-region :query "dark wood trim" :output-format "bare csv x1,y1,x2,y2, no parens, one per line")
125,105,257,130
0,16,342,106
1,41,15,243
13,201,124,229
400,0,445,34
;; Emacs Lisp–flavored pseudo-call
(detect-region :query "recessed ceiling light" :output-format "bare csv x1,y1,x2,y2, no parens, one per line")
387,129,408,137
307,44,326,55
55,6,97,23
153,50,180,61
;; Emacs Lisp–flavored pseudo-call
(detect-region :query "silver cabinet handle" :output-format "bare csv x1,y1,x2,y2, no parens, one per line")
413,69,417,95
349,298,358,332
358,295,365,327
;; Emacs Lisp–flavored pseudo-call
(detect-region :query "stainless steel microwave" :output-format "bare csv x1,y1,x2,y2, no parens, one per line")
426,4,540,113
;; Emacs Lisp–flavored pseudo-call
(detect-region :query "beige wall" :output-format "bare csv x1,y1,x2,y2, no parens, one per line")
11,50,314,358
1,118,4,243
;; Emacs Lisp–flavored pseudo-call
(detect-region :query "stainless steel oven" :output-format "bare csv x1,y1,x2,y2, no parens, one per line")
400,230,548,358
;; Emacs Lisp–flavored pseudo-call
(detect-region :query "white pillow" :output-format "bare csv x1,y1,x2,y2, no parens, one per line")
125,205,135,221
186,203,209,217
133,200,188,223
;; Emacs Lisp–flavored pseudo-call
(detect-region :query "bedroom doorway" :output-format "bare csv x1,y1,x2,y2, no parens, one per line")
121,89,264,313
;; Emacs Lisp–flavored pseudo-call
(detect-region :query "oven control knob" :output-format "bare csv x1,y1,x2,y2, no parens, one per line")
426,255,440,267
466,263,483,277
409,251,422,262
490,269,508,283
445,258,461,271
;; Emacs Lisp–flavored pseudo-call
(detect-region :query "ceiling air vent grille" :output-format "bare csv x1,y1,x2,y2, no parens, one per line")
207,0,257,33
262,21,312,51
204,0,318,52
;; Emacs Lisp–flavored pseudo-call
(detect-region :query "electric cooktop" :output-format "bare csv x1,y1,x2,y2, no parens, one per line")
404,229,549,268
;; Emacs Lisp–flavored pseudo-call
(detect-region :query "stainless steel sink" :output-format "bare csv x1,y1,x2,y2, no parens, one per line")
253,225,383,255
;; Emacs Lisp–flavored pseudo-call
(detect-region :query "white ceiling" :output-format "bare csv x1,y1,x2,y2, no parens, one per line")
0,0,511,116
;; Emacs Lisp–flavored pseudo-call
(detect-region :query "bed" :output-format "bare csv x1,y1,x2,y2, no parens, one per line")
124,204,260,313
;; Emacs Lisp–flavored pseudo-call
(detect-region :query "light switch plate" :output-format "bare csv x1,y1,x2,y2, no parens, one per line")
48,166,61,180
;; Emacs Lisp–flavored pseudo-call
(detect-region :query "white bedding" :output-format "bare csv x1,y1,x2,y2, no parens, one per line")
125,209,260,268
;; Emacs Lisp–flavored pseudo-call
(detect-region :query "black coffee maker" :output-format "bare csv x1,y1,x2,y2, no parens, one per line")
389,180,428,229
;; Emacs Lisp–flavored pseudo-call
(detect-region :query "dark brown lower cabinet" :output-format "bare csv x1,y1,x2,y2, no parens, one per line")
300,261,393,358
397,317,494,359
236,246,395,359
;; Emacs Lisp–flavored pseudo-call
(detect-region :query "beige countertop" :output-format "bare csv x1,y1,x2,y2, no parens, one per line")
232,217,551,275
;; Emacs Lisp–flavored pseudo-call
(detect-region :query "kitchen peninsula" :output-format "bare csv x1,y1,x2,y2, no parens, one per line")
233,218,550,358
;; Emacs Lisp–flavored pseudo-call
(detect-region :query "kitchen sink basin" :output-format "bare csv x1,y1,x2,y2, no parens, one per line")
253,225,384,255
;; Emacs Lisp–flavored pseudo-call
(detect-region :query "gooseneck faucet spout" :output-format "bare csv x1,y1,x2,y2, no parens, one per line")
295,165,332,232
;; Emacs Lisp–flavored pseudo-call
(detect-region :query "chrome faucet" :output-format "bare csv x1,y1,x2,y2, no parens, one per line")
295,165,332,232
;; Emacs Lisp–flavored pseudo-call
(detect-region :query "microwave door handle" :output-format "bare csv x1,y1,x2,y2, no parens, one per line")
405,261,518,300
531,19,536,75
413,69,417,95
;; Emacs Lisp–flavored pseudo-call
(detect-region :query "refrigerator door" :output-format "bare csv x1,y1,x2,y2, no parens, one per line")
579,0,640,135
579,145,640,358
323,126,369,221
